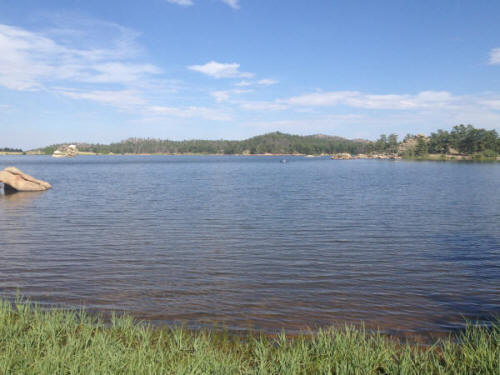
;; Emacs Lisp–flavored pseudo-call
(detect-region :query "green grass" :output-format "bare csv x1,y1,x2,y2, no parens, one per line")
0,299,498,374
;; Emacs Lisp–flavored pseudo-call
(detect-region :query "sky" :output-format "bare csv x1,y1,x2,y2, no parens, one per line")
0,0,499,149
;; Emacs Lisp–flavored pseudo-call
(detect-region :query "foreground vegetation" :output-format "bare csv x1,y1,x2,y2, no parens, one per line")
0,300,498,374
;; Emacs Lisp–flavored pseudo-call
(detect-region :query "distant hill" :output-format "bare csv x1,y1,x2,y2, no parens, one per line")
26,125,500,158
32,132,373,155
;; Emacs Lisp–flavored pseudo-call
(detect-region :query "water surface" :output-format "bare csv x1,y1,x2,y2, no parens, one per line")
0,156,499,336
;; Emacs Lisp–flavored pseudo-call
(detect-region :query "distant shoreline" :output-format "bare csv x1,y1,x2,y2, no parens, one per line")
3,126,500,161
1,152,499,161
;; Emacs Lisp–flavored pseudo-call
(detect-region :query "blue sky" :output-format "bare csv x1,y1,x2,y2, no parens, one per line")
0,0,499,149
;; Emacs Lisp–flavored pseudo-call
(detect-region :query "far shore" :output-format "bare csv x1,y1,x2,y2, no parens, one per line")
2,151,498,161
1,148,499,162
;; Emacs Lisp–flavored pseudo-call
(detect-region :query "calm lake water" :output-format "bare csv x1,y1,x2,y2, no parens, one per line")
0,155,499,336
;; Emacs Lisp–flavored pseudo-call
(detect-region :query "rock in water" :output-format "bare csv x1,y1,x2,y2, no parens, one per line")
52,144,78,158
0,167,52,192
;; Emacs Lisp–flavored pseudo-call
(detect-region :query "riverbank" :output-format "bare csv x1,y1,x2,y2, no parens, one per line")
0,300,498,374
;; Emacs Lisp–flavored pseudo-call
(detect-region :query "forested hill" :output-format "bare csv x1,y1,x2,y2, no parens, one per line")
31,125,500,157
36,132,372,155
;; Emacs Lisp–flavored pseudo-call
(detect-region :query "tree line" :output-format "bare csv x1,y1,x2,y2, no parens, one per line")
371,125,500,157
33,125,499,157
38,132,372,155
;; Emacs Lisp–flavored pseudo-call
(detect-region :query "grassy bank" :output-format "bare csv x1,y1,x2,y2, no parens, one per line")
0,300,498,374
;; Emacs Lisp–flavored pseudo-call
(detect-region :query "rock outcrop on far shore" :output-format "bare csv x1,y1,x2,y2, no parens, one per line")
330,153,402,160
0,167,52,192
331,153,353,160
52,145,78,158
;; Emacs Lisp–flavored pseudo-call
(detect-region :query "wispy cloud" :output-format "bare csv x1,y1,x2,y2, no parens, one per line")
0,23,161,91
0,104,13,112
148,105,232,121
235,78,278,87
237,91,458,112
489,48,500,65
283,90,456,110
59,89,146,108
79,63,161,84
235,80,252,87
480,98,500,110
211,89,252,102
257,78,278,86
247,114,365,130
188,61,253,79
239,101,288,111
166,0,194,6
166,0,239,9
220,0,240,9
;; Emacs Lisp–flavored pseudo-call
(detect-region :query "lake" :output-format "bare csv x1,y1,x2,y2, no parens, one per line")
0,155,499,337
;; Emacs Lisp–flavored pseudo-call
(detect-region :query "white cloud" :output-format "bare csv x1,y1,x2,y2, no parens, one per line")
239,101,288,111
283,90,456,110
167,0,194,6
245,115,366,133
0,23,161,91
166,0,238,8
235,80,252,87
81,63,161,84
211,89,252,102
481,99,500,110
257,78,278,86
148,105,232,121
59,89,146,108
220,0,240,9
188,61,253,79
211,91,232,102
489,48,500,65
234,78,278,87
0,24,58,90
285,91,357,107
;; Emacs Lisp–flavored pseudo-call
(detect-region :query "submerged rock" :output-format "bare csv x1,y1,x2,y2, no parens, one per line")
0,167,51,192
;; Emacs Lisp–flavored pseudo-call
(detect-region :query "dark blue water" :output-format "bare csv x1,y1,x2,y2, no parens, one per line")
0,155,499,336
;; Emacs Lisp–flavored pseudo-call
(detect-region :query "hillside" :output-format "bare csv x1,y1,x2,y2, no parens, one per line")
27,125,500,158
33,132,372,155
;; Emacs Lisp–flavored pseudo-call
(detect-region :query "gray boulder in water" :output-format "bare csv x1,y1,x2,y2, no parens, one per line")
0,167,52,192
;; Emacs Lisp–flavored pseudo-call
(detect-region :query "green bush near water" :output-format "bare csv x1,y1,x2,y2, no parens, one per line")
0,299,498,374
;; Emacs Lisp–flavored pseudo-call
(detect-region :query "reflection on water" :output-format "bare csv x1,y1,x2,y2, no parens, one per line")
0,155,499,337
0,190,45,207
